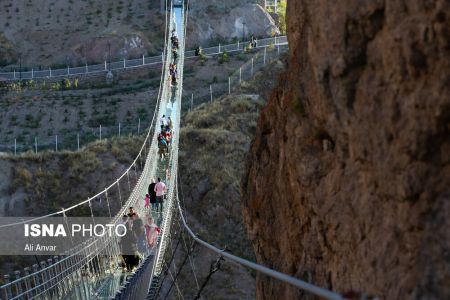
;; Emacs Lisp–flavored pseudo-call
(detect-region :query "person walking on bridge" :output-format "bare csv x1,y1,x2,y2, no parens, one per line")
148,178,157,210
158,136,168,161
145,216,160,249
172,48,178,63
160,115,167,131
120,221,139,272
164,129,172,146
144,194,150,210
127,207,137,219
154,177,166,213
171,29,179,49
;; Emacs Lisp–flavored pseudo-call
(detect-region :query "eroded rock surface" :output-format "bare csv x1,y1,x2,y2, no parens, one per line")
242,0,450,299
187,1,279,47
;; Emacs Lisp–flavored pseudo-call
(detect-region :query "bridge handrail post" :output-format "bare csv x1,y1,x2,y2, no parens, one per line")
3,274,12,299
31,264,40,296
23,267,33,299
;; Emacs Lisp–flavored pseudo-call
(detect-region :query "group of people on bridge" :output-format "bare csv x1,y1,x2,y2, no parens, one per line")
169,29,179,86
117,25,179,273
119,174,168,271
119,207,160,272
158,114,173,161
146,177,167,213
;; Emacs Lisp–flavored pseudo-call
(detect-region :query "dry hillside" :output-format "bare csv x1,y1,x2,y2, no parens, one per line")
0,0,165,67
0,48,264,154
0,0,278,68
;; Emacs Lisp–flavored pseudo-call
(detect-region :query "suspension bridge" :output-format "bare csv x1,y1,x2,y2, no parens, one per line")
0,1,349,300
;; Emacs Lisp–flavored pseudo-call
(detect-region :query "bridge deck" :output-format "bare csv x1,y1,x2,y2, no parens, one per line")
85,6,185,299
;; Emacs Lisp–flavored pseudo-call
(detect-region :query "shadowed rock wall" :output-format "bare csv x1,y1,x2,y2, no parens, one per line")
242,0,450,299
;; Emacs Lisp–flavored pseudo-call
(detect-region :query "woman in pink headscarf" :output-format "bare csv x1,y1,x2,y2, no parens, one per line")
145,216,160,248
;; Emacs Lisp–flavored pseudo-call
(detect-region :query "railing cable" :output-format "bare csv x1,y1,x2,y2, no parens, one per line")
193,255,224,300
175,174,345,300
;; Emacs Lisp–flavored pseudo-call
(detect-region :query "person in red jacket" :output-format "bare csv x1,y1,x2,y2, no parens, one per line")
164,130,172,146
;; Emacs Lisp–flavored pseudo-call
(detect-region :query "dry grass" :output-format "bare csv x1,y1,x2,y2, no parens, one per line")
178,60,286,261
5,136,142,216
180,95,265,259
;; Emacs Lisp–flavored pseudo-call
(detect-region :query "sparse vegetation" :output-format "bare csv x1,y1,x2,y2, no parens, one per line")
267,0,287,34
6,136,142,217
179,59,286,261
218,51,230,64
278,0,287,34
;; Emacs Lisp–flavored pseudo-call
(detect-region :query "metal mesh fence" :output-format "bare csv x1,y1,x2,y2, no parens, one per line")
0,43,288,156
182,43,289,112
0,119,151,154
0,36,287,81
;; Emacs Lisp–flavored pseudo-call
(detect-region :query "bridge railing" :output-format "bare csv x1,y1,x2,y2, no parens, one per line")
0,36,287,81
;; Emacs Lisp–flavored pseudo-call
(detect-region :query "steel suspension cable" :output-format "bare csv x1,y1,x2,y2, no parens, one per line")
167,268,185,300
162,239,195,300
153,219,182,298
175,175,345,300
193,255,223,300
178,218,201,293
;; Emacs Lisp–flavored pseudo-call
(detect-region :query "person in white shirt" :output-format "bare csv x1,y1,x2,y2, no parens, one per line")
160,115,167,131
154,177,166,212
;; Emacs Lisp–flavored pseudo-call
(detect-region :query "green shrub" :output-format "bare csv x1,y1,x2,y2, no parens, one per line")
218,51,230,64
278,1,287,34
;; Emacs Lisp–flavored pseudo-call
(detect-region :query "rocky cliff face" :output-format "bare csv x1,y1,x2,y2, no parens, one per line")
242,0,450,299
187,0,279,48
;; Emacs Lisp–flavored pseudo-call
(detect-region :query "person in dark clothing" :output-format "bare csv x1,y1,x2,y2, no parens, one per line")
195,46,202,57
120,222,140,271
251,35,257,48
127,207,137,219
132,217,147,255
172,49,178,63
148,178,157,210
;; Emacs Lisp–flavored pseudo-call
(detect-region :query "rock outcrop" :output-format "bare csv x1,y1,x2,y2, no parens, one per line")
187,1,279,47
242,0,450,299
0,34,16,67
